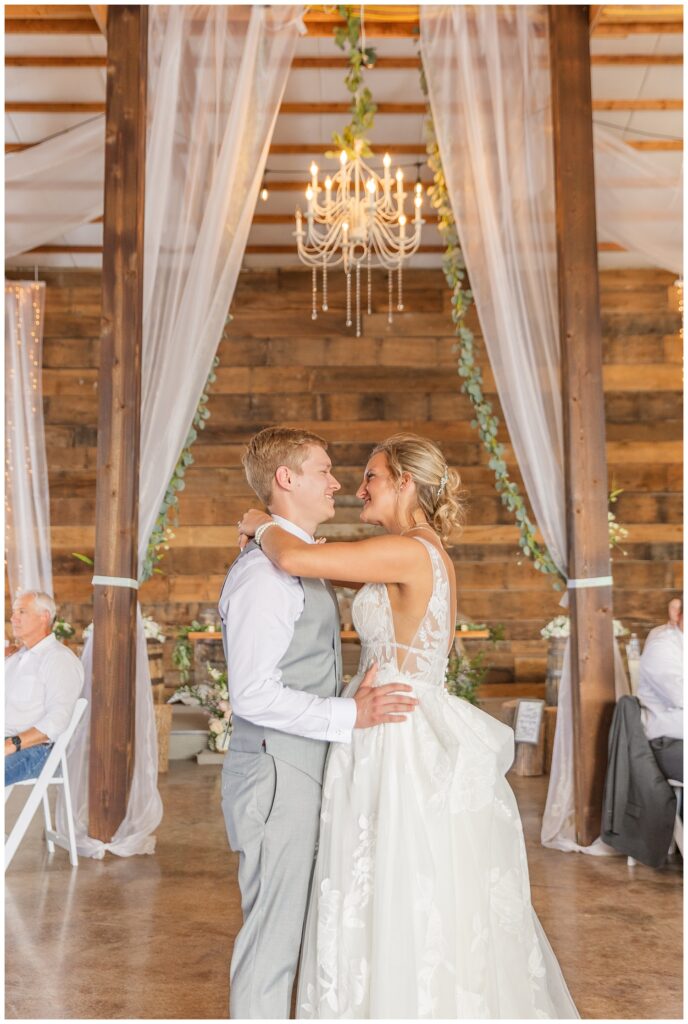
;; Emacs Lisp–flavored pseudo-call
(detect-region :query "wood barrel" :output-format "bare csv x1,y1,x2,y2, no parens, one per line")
545,638,567,707
154,703,173,773
147,640,165,702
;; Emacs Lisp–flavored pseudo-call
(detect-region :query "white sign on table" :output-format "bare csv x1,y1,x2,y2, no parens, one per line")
514,699,545,745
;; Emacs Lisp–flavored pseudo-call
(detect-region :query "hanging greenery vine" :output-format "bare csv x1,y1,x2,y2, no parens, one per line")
328,5,378,158
418,65,565,586
140,310,229,583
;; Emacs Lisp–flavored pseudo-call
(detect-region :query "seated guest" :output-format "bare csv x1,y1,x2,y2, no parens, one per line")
5,591,84,786
637,598,683,783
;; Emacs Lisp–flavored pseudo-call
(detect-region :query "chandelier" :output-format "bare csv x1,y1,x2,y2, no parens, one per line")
294,140,424,336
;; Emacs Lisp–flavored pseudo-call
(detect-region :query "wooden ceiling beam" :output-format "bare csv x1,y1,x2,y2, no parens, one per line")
292,56,420,69
265,179,434,192
7,99,682,115
592,22,682,35
5,53,682,69
4,18,100,34
23,242,627,256
6,101,105,113
627,139,682,151
4,4,94,17
593,99,682,111
252,213,439,226
6,55,107,66
7,138,681,156
268,143,428,155
590,53,682,64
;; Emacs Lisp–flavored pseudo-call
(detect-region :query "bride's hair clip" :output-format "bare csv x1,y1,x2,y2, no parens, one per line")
437,468,449,497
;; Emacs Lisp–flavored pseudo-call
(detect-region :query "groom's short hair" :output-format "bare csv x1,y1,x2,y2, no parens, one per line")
242,426,328,506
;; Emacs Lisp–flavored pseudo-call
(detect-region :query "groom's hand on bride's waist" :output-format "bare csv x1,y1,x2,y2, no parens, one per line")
353,662,419,729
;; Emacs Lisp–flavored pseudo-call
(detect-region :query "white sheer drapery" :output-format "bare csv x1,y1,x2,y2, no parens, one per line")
594,124,683,274
421,5,627,855
5,281,53,597
5,117,105,259
57,5,303,858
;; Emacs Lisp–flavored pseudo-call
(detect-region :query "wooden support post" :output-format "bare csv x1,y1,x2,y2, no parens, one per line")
549,6,616,846
89,5,147,844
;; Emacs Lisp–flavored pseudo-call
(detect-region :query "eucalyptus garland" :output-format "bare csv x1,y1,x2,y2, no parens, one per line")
140,346,223,583
328,5,378,158
418,66,565,586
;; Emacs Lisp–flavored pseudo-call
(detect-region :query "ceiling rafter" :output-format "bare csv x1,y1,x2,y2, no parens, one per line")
5,99,683,115
7,139,682,155
4,53,683,68
24,242,627,256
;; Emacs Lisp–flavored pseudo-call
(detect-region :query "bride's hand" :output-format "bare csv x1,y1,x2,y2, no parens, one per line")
237,508,272,549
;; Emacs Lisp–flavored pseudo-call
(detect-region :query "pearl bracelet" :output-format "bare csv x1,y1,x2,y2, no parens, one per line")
254,521,278,549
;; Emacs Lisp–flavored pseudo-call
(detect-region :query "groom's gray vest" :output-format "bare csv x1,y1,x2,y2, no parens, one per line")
219,539,342,783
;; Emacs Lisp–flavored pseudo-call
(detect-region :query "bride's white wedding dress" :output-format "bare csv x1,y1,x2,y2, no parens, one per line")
296,537,579,1019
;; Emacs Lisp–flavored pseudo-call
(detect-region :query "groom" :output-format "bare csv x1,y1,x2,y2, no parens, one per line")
219,426,416,1019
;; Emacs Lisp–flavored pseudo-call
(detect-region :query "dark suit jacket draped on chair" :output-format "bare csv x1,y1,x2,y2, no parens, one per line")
601,695,676,868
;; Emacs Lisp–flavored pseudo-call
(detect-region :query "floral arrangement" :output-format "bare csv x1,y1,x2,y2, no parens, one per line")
541,615,628,640
172,620,216,684
83,614,165,642
170,665,232,753
608,488,629,555
445,649,484,705
52,618,75,640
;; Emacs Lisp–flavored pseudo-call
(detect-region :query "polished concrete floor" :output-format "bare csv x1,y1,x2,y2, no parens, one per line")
5,763,683,1019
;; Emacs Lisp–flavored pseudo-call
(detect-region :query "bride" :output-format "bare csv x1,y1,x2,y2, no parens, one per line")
238,433,578,1019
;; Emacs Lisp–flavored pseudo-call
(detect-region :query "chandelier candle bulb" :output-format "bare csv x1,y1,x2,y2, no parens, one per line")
366,177,376,211
310,162,319,190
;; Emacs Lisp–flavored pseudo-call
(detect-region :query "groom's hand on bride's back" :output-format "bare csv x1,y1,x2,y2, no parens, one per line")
353,662,418,728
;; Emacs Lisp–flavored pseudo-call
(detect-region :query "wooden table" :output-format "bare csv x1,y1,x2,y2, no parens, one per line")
189,630,491,642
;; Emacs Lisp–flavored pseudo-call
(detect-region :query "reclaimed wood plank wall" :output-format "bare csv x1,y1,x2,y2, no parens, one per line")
6,266,682,690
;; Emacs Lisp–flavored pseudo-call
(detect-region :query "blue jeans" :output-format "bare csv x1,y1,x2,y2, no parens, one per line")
5,744,54,786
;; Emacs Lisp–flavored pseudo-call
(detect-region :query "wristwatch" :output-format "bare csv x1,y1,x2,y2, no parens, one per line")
9,735,21,752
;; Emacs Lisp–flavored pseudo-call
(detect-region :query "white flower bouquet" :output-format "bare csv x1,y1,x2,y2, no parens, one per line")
541,615,628,640
52,618,75,640
170,664,232,752
142,615,165,642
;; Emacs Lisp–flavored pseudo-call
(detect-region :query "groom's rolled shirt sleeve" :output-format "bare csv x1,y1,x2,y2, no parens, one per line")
221,553,356,743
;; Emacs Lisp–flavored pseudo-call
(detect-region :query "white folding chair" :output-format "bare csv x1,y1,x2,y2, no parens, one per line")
627,778,683,867
5,697,88,871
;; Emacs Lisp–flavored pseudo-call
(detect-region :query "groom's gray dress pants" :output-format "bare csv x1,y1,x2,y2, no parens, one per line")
222,748,322,1019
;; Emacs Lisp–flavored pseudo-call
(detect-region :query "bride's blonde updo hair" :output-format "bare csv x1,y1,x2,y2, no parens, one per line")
370,433,466,544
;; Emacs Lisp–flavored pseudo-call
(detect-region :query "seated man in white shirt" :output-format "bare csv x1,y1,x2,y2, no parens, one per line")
637,597,683,783
5,591,84,787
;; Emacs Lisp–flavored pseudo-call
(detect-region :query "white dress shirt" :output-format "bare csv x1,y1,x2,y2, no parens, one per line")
219,515,356,743
637,623,683,741
5,633,84,741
